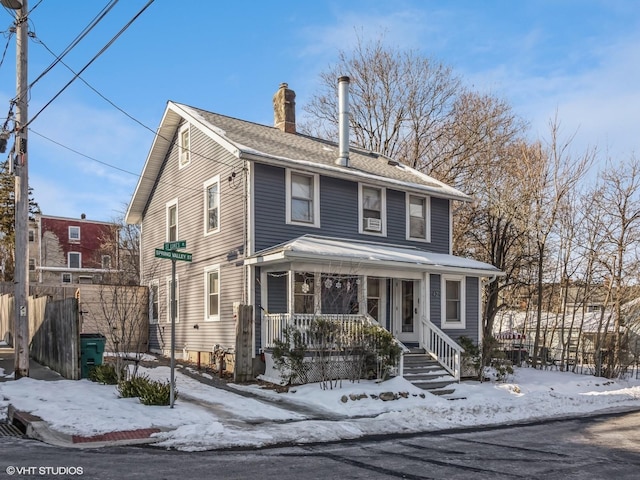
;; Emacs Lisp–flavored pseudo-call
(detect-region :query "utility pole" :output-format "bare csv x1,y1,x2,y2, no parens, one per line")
2,0,29,378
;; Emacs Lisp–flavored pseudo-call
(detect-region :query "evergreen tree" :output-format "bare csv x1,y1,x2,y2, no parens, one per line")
0,160,40,281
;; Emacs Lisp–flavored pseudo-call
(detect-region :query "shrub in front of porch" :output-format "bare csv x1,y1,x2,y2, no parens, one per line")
271,319,402,389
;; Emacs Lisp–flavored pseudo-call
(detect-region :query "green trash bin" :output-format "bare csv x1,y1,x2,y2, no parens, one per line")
80,333,106,378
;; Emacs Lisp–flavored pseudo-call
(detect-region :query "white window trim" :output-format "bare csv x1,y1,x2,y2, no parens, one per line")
69,226,80,242
28,229,35,242
441,274,465,329
166,198,178,242
166,276,179,323
203,264,221,322
178,123,191,169
406,193,431,242
62,273,72,283
203,175,221,236
358,183,387,236
149,280,159,324
68,251,81,269
285,169,320,228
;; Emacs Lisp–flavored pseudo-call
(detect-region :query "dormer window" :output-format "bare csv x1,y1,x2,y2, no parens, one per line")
359,184,386,235
69,226,80,242
179,124,190,168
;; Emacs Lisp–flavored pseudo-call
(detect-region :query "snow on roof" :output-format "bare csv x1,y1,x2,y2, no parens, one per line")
246,235,502,276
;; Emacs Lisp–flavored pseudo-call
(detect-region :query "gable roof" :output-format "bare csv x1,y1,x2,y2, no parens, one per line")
126,101,470,224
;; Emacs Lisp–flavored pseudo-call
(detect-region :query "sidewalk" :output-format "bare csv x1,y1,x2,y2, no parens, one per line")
0,346,64,382
0,346,344,449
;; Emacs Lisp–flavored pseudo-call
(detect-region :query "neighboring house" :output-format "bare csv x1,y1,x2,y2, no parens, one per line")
126,79,502,384
31,214,119,285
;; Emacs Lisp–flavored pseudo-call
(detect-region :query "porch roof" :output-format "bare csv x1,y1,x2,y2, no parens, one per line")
245,235,504,277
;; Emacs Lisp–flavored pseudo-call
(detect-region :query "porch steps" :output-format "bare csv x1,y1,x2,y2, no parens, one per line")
403,353,458,397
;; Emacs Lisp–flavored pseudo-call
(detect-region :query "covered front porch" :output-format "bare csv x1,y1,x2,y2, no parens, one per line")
247,236,502,383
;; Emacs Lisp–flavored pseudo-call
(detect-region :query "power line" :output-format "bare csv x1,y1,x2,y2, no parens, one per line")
0,27,13,70
30,32,239,171
28,0,119,91
26,0,154,128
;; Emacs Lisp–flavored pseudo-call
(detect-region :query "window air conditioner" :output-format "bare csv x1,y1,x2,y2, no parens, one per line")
365,217,382,232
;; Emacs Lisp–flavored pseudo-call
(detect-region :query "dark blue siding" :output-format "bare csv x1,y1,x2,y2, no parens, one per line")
429,274,480,344
267,273,288,314
430,274,441,326
253,163,450,253
430,197,450,253
465,277,479,343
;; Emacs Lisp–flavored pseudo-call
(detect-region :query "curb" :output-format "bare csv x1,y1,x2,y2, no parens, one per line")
8,405,167,449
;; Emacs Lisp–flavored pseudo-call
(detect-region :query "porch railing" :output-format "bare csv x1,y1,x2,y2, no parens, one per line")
262,312,409,377
262,313,369,349
421,317,463,381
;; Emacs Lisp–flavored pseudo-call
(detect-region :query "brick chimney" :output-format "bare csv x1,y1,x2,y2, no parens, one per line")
273,83,296,133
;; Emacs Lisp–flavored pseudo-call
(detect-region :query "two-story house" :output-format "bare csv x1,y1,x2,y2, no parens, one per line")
31,214,119,285
126,78,501,384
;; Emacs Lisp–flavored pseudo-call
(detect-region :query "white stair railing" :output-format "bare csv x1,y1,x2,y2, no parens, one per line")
420,317,463,381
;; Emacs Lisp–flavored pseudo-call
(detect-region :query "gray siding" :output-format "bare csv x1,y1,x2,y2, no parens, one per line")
140,122,246,352
253,163,450,253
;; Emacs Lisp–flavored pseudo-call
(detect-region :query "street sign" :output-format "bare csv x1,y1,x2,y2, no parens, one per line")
155,248,192,262
164,240,187,251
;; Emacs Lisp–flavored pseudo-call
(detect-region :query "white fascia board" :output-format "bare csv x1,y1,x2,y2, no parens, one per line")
170,103,243,158
126,104,182,225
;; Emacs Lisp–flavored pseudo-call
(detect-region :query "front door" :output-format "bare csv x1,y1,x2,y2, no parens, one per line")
394,280,419,343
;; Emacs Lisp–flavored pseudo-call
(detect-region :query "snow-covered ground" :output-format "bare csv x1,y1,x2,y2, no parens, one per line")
2,356,640,452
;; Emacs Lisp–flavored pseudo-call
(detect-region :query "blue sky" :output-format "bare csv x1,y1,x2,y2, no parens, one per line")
0,0,638,221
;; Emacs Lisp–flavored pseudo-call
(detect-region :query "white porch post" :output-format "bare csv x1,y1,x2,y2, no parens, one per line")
359,275,367,316
287,269,294,315
260,268,268,351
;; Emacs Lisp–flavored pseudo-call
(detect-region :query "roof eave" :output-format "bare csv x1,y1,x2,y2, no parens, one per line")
245,249,503,277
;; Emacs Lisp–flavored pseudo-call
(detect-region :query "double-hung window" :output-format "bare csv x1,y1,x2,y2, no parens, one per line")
360,184,385,235
204,176,220,235
68,252,81,269
167,277,179,323
407,194,430,242
69,226,80,242
166,200,178,242
149,280,159,324
204,265,220,321
179,124,190,168
286,170,320,227
442,275,465,329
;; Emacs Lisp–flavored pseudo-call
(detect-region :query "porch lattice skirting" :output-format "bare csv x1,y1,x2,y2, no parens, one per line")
263,352,376,385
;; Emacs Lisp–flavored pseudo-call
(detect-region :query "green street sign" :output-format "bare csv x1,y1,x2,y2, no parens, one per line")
164,240,187,251
155,248,192,262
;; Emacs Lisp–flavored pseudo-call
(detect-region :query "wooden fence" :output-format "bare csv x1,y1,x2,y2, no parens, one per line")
0,282,149,379
30,297,80,380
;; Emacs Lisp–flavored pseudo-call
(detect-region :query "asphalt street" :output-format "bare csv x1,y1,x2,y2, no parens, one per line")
1,409,640,479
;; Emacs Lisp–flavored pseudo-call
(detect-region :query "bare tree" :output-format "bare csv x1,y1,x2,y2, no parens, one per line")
595,155,640,376
527,117,595,367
